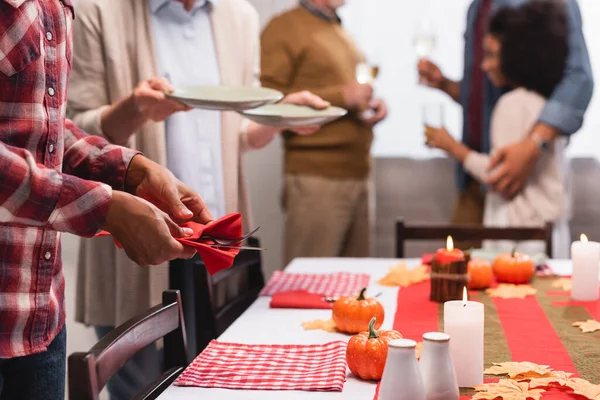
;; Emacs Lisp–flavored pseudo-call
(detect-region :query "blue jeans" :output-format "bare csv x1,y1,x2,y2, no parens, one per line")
0,327,66,400
95,326,163,400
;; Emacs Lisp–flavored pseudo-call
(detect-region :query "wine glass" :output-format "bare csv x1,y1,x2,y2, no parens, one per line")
413,19,437,85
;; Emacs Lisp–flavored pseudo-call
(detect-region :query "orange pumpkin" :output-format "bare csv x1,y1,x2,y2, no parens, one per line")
492,251,535,284
346,316,402,380
468,258,494,289
332,288,384,333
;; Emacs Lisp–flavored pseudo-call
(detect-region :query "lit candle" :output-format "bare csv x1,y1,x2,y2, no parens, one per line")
443,287,484,387
571,234,600,301
436,236,465,264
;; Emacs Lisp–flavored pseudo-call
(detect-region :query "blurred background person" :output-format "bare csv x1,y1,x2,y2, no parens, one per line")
261,0,388,264
418,0,593,250
425,0,570,256
68,0,327,398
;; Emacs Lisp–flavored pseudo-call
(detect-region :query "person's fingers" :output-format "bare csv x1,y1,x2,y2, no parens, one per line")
163,213,189,238
180,189,214,224
148,76,174,93
488,147,507,171
505,179,523,199
294,126,320,136
486,164,507,187
161,184,194,220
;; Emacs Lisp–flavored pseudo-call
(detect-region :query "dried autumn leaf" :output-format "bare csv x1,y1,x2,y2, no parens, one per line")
572,320,600,333
551,278,572,292
528,371,573,388
565,378,600,399
485,362,552,379
378,263,430,287
486,284,537,299
472,379,545,400
301,318,337,333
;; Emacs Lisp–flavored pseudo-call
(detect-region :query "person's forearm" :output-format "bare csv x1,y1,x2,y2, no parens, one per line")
245,121,280,149
447,141,471,163
100,94,148,145
441,78,461,103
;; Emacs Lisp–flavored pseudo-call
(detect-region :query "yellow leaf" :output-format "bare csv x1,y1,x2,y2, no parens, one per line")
565,378,600,399
486,284,537,299
378,263,430,287
301,319,337,333
472,379,545,400
484,362,552,379
528,371,573,388
572,320,600,333
551,278,572,292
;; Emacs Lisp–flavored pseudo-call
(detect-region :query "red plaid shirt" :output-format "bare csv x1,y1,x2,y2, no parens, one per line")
0,0,138,358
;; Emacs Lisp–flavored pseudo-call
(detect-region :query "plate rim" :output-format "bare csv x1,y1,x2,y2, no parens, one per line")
167,85,284,104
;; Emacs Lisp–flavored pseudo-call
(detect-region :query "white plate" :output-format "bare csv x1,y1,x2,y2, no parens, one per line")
167,86,284,111
240,104,348,127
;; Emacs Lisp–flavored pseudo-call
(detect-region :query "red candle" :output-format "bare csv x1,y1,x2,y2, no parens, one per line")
436,236,464,263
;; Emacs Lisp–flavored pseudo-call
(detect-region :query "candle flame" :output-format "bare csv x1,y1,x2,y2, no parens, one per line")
581,234,588,243
447,235,454,251
462,286,468,306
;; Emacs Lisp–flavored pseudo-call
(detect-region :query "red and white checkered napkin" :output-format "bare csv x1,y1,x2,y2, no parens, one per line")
174,340,348,391
259,271,370,298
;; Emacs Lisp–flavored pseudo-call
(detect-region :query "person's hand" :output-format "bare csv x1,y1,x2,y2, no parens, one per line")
125,155,213,224
133,77,191,123
103,191,197,267
417,58,445,90
342,81,374,111
424,125,456,152
175,0,196,11
362,98,388,127
280,90,330,135
486,138,540,199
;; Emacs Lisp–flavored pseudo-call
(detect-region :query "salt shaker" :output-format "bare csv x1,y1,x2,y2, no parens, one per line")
379,339,426,400
419,332,459,400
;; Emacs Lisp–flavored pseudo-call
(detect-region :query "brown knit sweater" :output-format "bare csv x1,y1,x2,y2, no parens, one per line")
260,6,373,179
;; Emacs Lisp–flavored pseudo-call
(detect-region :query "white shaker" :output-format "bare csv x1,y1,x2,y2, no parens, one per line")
379,339,426,400
419,332,459,400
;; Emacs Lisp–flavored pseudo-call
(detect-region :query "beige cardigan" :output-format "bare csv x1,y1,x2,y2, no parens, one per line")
68,0,260,326
463,88,569,256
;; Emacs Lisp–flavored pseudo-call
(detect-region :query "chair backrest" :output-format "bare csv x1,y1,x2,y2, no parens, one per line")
194,236,265,352
68,290,188,400
395,218,553,258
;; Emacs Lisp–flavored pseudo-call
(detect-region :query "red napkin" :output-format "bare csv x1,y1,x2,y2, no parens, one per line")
421,253,434,265
270,290,333,309
174,340,347,391
96,213,243,275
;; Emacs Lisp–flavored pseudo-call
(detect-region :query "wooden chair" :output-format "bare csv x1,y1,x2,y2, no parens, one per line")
395,218,553,258
68,290,188,400
194,236,265,352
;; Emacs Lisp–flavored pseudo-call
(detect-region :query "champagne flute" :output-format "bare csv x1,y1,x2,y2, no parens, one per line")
413,19,437,85
423,103,445,148
355,54,380,120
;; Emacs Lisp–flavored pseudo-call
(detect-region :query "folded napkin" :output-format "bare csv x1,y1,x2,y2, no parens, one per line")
260,271,370,298
174,340,348,391
270,290,333,309
96,213,243,275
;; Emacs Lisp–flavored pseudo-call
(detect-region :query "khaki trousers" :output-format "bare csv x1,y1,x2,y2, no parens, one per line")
451,181,485,250
283,174,372,265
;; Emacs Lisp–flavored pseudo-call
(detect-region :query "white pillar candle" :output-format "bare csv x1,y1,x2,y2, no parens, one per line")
571,234,600,301
444,287,484,387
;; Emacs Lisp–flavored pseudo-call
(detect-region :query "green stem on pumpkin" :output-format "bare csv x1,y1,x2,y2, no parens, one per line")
511,248,516,258
368,316,379,339
357,287,367,301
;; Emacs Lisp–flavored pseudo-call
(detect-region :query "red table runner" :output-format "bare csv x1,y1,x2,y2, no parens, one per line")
376,277,600,399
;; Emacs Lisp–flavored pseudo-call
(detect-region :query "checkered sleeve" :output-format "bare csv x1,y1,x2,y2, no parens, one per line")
0,140,112,237
62,119,140,191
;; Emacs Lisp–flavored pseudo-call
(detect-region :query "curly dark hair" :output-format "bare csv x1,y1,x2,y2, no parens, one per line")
488,0,567,98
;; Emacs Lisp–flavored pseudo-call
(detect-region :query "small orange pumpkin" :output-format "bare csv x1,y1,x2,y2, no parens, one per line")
332,288,384,333
346,316,402,380
493,251,535,284
468,258,494,289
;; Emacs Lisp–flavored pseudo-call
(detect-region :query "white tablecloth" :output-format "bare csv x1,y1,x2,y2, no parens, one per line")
157,257,573,400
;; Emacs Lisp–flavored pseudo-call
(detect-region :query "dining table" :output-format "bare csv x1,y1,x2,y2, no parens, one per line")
157,257,599,400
